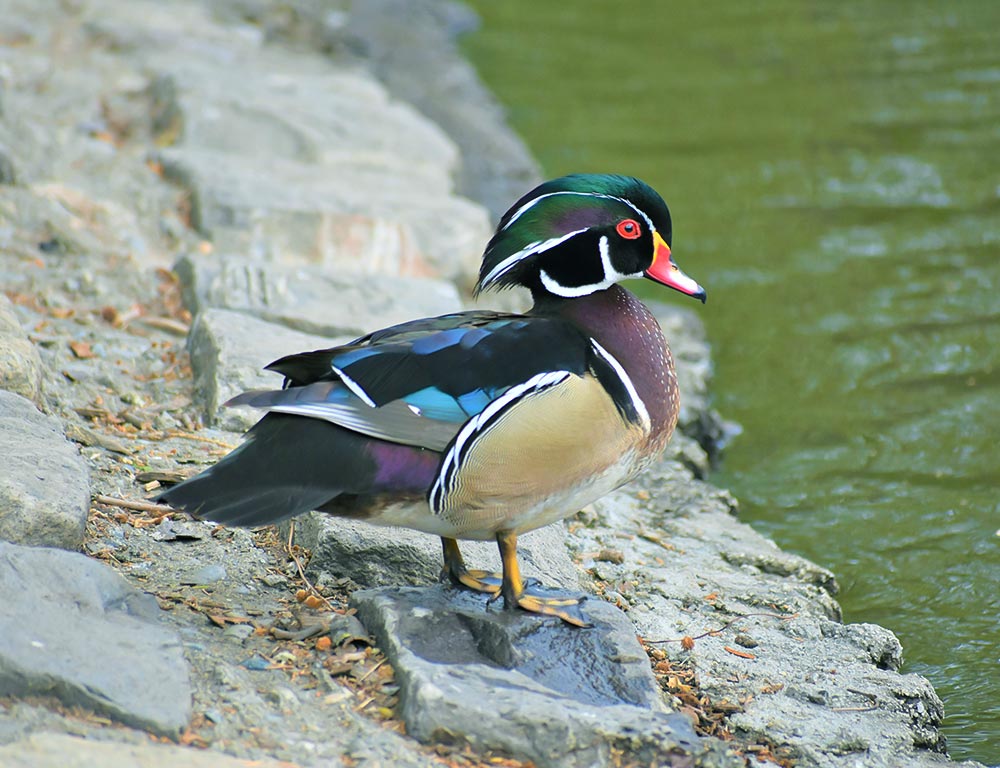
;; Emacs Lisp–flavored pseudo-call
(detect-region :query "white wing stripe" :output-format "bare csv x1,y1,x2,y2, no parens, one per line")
331,364,376,408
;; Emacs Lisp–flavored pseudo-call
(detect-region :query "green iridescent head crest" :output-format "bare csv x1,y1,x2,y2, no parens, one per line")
476,174,673,296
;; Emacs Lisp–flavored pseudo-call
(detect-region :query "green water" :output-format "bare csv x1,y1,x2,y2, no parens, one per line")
463,2,1000,762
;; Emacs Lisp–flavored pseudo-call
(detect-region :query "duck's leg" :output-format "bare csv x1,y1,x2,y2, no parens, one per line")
440,537,501,594
496,530,591,627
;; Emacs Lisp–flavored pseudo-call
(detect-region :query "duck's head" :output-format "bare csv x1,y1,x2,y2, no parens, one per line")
476,174,706,303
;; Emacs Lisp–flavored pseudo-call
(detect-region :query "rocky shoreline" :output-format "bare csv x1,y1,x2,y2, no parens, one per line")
0,1,985,767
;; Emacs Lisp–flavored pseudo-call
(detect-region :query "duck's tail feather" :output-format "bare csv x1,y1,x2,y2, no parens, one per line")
157,413,372,527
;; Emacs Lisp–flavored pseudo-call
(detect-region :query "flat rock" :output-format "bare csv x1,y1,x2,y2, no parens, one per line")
0,392,90,549
79,0,492,283
0,732,290,768
182,269,462,432
0,541,191,736
291,512,582,593
340,0,544,220
175,252,463,338
185,308,349,431
0,294,43,406
159,149,490,286
352,585,741,768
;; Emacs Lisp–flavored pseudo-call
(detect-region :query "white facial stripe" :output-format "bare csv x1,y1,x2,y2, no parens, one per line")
600,234,642,282
492,188,663,297
503,189,657,238
331,364,376,407
430,370,571,513
481,228,588,287
598,235,614,277
610,195,655,233
502,191,615,231
539,235,644,298
539,269,615,297
590,340,650,430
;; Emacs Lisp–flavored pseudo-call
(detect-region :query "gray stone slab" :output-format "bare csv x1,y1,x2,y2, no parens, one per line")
175,252,463,338
159,148,490,286
339,0,544,221
0,732,291,768
84,0,495,285
0,392,89,550
0,541,191,736
185,308,346,432
353,585,741,768
0,295,43,406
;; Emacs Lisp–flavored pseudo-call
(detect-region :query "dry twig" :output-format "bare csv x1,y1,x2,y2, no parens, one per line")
94,493,174,516
285,522,335,611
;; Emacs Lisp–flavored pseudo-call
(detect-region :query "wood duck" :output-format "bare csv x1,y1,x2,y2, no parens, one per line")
159,174,706,626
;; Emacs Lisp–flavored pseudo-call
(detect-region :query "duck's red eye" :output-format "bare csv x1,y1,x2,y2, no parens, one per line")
616,218,641,239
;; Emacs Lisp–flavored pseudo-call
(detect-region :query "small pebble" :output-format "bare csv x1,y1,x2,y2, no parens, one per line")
329,614,371,647
597,548,625,564
265,686,299,711
181,564,227,585
261,572,288,588
604,590,624,606
241,655,271,671
84,540,115,556
152,519,206,542
223,623,254,643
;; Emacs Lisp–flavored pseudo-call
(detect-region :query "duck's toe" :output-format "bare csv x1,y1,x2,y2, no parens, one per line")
440,536,503,594
450,567,503,595
516,591,591,627
498,583,592,627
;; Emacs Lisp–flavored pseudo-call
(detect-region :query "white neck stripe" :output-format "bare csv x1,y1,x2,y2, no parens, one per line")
590,339,650,430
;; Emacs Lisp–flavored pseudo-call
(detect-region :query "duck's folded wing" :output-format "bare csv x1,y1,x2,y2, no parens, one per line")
228,383,460,452
227,313,595,452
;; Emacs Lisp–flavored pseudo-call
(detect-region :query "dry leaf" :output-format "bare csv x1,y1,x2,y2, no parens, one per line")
70,340,95,359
